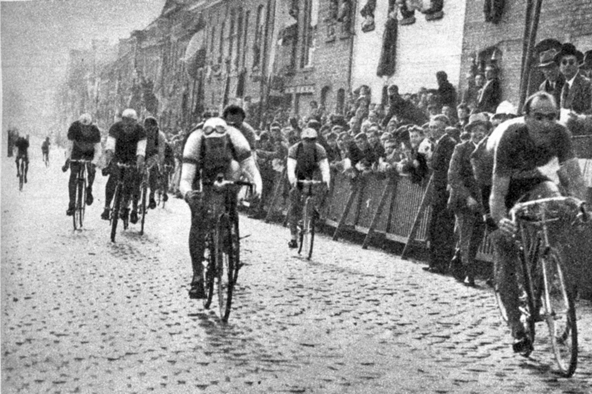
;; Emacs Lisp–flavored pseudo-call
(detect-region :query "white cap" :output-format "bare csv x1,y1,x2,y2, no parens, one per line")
495,101,517,115
122,108,138,120
79,113,92,126
301,128,318,139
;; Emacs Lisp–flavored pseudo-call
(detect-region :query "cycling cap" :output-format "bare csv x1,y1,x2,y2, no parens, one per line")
122,108,138,120
79,113,92,126
301,128,318,139
203,117,228,135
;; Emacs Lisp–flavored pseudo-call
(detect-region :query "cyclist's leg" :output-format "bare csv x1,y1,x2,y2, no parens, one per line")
15,155,21,176
288,186,302,246
148,165,157,208
491,230,523,337
122,167,138,217
188,194,208,298
23,155,29,182
86,163,96,204
102,172,117,219
67,162,79,212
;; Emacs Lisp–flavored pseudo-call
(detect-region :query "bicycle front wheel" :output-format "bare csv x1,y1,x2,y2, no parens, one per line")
541,246,577,377
298,198,315,259
202,232,216,309
73,175,86,230
139,182,147,235
19,162,24,191
216,214,236,322
110,184,122,242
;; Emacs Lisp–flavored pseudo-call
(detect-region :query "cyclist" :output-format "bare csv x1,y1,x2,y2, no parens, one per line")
14,133,30,182
100,109,147,223
41,137,51,165
286,127,331,249
180,117,262,299
489,91,586,353
135,116,167,211
63,113,102,216
222,104,257,152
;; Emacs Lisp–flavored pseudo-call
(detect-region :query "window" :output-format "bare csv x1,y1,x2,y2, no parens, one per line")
336,88,345,114
253,5,265,69
300,0,319,68
320,85,331,108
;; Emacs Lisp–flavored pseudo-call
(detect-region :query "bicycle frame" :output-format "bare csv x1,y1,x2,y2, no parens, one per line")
70,160,92,230
110,162,135,242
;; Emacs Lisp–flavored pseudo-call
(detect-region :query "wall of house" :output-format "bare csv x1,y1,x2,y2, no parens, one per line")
351,2,467,104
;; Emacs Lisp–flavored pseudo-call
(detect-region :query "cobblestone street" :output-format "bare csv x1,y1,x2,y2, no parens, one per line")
2,152,592,393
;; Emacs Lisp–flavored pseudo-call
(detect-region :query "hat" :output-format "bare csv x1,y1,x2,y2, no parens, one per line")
301,128,318,139
494,101,517,116
537,49,559,68
554,43,579,63
306,119,321,131
534,38,562,55
582,50,592,67
465,113,491,132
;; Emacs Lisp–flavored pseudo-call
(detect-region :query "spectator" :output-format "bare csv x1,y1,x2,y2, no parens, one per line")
445,126,461,143
442,105,458,125
457,103,470,129
325,132,342,164
447,113,489,286
361,110,379,133
537,48,565,107
352,132,378,171
367,129,386,159
436,71,458,110
382,84,428,127
399,125,430,184
476,64,501,113
424,114,456,274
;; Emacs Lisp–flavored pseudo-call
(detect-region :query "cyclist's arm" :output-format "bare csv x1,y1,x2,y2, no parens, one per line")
92,142,102,166
104,136,116,164
65,140,73,160
558,158,587,201
490,173,510,224
287,157,297,185
136,138,147,157
239,156,263,198
319,158,331,185
179,131,201,198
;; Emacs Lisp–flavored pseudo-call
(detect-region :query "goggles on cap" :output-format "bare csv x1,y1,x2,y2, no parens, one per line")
203,125,227,135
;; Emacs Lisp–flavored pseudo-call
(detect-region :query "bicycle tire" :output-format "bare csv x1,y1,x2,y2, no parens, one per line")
297,199,309,256
140,181,147,235
216,214,235,322
110,184,122,242
519,237,540,357
541,246,578,377
19,161,24,191
73,169,86,230
202,232,216,309
298,198,314,259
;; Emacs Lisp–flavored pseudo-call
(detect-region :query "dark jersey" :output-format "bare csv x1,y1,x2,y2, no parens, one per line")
108,122,146,163
68,121,101,160
41,140,50,152
493,120,574,207
288,142,327,180
14,137,29,155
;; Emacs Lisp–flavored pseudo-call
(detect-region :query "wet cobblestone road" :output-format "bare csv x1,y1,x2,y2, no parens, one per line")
2,152,592,393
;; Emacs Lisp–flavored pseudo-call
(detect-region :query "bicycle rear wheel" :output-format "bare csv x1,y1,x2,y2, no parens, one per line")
541,246,577,377
140,181,147,235
19,161,24,191
110,184,122,242
298,199,315,259
202,232,216,309
216,214,236,322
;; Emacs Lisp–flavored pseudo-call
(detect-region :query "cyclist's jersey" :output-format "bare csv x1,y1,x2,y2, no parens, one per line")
41,141,50,152
145,129,166,159
14,137,29,157
68,121,101,160
492,119,575,208
108,121,147,163
288,142,327,180
164,142,175,167
182,126,251,185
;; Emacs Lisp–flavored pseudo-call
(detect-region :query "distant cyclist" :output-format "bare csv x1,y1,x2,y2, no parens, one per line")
100,109,147,223
222,104,258,152
180,117,262,299
63,113,102,216
41,137,51,165
14,133,30,182
286,127,331,249
136,116,167,210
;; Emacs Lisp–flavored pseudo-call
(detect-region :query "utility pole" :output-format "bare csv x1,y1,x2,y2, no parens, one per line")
518,0,543,112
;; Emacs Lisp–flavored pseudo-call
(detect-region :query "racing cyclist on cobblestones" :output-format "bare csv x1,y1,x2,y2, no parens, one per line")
136,116,167,210
489,92,587,354
63,113,102,216
100,109,147,223
14,133,30,182
287,127,331,249
180,117,262,299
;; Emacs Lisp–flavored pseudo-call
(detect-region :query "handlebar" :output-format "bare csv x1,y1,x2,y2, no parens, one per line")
510,196,588,225
297,180,325,185
69,159,93,164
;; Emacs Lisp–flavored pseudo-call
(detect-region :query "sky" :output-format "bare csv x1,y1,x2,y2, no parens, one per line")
1,0,166,137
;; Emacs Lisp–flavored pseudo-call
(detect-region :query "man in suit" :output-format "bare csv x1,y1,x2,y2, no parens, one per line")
537,49,565,106
557,43,591,115
476,64,502,114
447,113,490,286
424,114,457,274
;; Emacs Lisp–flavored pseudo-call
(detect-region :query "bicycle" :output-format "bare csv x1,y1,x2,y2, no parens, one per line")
297,179,324,260
495,196,589,377
69,159,92,230
198,174,252,322
109,162,135,242
157,164,174,208
43,151,49,167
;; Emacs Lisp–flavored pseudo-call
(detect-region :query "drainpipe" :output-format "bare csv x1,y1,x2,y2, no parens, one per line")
518,0,543,112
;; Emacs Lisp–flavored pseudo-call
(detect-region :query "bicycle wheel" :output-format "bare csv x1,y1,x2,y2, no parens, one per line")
298,198,315,259
73,170,86,230
541,246,577,377
110,184,122,242
140,181,147,235
216,214,236,322
202,232,216,309
19,161,24,191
